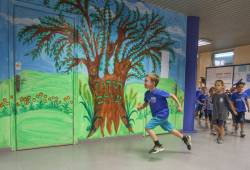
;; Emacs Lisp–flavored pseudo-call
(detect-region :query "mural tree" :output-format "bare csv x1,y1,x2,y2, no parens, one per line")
18,0,175,137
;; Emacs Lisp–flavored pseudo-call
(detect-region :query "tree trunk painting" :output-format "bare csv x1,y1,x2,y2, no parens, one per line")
18,0,175,138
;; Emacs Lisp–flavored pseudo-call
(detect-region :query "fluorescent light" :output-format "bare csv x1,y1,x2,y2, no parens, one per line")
198,39,212,46
214,51,234,58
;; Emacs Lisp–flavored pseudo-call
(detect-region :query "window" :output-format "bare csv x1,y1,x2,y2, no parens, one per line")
212,51,234,66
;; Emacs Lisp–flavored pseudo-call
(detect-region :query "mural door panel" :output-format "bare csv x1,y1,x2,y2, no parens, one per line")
13,3,75,150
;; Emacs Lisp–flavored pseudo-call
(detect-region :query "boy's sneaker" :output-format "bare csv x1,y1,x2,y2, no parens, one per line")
210,130,217,136
240,131,246,138
149,145,165,154
217,138,223,144
182,136,192,150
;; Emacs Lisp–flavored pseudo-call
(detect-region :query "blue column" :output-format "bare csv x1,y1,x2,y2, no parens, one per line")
183,16,200,133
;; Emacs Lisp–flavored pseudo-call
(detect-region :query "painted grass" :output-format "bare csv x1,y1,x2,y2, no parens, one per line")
0,116,11,148
0,70,184,148
16,109,73,149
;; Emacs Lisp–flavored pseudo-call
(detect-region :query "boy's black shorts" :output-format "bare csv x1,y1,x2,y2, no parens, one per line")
213,119,224,126
235,112,245,124
205,110,212,122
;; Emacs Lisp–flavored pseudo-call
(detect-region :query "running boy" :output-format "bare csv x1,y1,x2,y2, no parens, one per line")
137,73,191,154
231,81,250,137
212,80,236,144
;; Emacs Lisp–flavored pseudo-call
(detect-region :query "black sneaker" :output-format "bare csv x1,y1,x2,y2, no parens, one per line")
240,131,246,138
149,145,165,154
182,136,192,150
217,138,223,144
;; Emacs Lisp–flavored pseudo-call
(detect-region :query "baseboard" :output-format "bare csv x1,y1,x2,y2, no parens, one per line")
0,148,12,153
182,129,198,133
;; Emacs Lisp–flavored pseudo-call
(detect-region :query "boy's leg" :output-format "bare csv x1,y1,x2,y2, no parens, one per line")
161,120,192,150
214,120,224,144
145,117,165,153
146,128,159,142
205,111,209,127
171,129,183,138
231,113,237,134
209,114,215,135
239,112,246,137
240,123,245,137
217,122,224,144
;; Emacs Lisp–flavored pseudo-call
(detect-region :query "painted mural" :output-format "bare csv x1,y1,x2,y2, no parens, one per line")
0,0,187,150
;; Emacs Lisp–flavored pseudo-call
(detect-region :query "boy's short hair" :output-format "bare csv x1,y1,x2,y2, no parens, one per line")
236,81,245,87
201,87,207,91
146,73,160,87
214,80,224,86
209,87,215,93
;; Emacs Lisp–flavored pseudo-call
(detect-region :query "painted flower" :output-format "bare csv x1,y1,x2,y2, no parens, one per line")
2,98,8,103
64,96,70,101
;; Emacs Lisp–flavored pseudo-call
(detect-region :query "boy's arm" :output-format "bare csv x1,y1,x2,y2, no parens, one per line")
196,100,202,105
137,102,148,110
170,93,182,112
246,101,250,112
226,96,237,115
245,97,250,112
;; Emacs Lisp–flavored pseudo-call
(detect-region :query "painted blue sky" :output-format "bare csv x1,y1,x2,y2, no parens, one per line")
0,0,187,89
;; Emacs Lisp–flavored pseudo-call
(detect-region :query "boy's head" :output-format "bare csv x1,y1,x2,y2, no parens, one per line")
201,87,207,94
144,73,159,89
236,81,245,93
230,87,236,93
214,80,224,93
209,87,216,96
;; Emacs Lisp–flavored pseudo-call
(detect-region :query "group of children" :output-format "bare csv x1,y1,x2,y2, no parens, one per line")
196,80,250,144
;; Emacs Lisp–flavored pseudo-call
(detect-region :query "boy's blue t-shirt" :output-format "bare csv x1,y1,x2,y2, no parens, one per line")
198,94,208,105
196,90,202,99
231,92,248,112
205,96,213,111
144,88,170,119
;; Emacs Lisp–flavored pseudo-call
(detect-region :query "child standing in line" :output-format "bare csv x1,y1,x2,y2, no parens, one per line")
137,73,192,154
212,80,236,144
205,87,216,134
231,81,250,137
197,87,208,125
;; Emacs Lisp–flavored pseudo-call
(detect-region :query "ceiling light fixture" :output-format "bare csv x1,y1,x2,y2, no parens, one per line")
198,39,212,46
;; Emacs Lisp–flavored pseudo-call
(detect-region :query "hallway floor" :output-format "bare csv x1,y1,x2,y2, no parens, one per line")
1,123,250,170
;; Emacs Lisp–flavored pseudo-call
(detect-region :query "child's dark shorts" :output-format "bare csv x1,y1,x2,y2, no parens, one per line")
213,119,224,126
205,110,212,122
235,112,245,124
197,104,203,111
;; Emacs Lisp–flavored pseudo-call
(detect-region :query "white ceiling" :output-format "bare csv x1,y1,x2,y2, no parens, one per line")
144,0,250,53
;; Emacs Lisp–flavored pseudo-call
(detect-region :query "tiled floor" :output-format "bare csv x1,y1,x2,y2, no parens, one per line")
1,123,250,170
